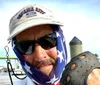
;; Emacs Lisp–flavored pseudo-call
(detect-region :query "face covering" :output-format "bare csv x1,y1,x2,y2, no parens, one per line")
12,26,68,85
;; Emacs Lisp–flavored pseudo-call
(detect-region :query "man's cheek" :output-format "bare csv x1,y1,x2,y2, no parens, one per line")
46,47,57,60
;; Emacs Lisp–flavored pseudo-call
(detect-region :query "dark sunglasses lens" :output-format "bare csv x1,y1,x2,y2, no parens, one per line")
39,34,57,49
16,41,35,54
40,38,56,49
15,33,57,54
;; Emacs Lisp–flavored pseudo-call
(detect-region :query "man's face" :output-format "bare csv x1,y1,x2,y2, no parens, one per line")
16,24,57,76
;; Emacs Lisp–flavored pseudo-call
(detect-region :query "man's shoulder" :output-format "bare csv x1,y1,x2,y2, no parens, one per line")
13,76,36,85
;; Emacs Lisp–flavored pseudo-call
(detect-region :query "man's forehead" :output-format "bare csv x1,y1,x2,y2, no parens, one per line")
16,24,53,40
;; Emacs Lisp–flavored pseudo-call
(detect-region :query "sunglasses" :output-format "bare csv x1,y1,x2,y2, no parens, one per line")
14,32,57,55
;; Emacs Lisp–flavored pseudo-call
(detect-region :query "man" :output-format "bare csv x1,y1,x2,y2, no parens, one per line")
7,4,67,85
7,4,100,85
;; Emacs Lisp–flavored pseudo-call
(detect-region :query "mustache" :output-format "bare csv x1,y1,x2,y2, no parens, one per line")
34,58,56,68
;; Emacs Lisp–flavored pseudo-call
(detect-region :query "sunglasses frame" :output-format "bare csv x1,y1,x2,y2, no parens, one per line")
13,32,57,55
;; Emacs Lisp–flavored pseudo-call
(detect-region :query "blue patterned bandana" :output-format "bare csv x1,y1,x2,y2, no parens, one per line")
12,26,68,85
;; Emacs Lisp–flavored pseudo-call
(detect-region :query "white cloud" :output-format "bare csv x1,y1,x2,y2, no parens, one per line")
59,12,100,56
0,1,100,57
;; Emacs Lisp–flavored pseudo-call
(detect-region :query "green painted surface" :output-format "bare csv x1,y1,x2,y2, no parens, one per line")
0,56,17,59
70,45,82,58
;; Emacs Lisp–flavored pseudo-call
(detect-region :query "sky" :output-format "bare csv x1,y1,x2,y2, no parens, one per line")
0,0,100,60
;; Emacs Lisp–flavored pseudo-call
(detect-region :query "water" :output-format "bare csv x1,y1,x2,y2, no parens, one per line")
0,59,7,67
0,72,26,85
0,72,9,76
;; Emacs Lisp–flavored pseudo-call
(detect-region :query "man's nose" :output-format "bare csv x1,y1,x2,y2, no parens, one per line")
33,43,47,60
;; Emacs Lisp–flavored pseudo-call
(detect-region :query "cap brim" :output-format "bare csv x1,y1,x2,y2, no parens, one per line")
7,18,63,40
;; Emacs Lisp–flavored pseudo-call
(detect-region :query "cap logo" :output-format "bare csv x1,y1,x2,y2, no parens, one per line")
17,6,46,19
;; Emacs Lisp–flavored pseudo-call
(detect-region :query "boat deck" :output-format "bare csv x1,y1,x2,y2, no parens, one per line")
0,75,24,85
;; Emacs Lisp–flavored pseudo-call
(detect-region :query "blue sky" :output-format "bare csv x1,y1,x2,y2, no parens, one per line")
0,0,100,59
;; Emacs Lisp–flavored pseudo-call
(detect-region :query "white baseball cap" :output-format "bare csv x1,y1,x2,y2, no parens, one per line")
7,4,63,40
